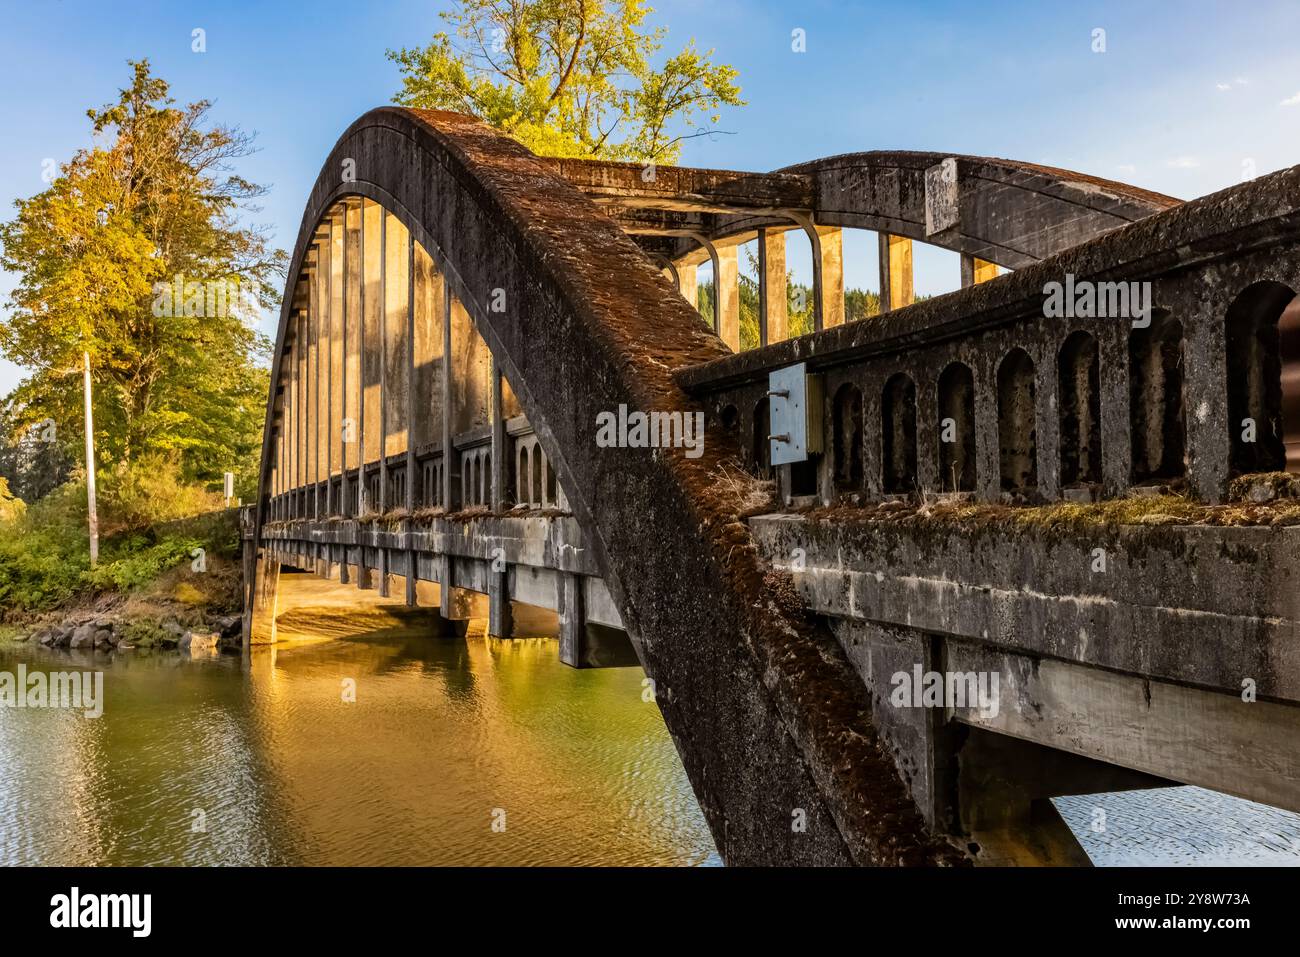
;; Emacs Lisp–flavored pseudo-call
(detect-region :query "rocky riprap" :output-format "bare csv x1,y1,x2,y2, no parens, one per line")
13,614,242,653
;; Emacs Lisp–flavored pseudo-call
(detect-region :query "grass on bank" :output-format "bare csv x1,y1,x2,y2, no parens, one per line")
0,458,241,621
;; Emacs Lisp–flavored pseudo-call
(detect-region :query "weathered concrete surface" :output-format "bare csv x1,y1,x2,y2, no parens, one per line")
682,168,1300,504
255,108,963,865
750,512,1300,700
542,157,813,214
749,510,1300,823
264,513,626,629
642,150,1177,269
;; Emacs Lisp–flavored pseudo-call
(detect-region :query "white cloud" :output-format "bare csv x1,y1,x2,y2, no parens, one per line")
1281,91,1300,106
1166,156,1200,169
1216,82,1232,91
1116,163,1137,175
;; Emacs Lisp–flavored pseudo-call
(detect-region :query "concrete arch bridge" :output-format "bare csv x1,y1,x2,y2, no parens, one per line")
245,108,1300,865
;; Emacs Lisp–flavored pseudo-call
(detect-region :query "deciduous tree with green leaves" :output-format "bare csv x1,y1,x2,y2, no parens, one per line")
0,60,282,493
388,0,744,163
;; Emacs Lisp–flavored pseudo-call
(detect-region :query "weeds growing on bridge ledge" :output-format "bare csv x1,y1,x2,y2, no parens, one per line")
802,485,1300,534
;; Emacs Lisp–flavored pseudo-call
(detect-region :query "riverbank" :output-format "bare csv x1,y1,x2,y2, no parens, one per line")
0,505,245,654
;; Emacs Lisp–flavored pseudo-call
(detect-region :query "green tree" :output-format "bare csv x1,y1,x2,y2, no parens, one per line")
0,476,23,524
388,0,744,163
0,60,283,489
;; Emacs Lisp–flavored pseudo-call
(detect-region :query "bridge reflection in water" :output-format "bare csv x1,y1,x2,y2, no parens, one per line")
0,578,718,866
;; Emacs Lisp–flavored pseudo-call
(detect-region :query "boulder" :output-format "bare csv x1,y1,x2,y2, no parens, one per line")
93,628,115,649
157,621,184,648
181,630,219,653
69,622,97,649
213,615,242,639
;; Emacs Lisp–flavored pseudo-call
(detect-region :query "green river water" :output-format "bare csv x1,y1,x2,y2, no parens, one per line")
0,581,719,866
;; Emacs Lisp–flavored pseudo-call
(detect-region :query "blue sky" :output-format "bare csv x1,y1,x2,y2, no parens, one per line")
2,0,1299,393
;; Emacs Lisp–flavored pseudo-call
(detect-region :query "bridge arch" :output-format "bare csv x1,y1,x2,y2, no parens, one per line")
251,108,958,866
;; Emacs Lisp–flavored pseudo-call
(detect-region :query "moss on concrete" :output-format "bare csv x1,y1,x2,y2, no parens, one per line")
805,491,1300,537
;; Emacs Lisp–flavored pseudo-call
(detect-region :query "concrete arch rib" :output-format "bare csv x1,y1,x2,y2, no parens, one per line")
254,107,963,866
628,150,1179,271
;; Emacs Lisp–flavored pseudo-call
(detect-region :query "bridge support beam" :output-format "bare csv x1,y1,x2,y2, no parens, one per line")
490,366,508,510
960,253,998,287
815,226,845,328
558,573,638,668
244,552,280,646
558,573,584,667
758,227,787,345
488,569,512,638
879,233,914,311
716,244,740,352
676,261,697,309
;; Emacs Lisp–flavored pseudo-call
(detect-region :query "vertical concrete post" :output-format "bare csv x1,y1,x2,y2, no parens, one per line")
330,214,344,517
344,202,362,521
488,567,512,638
759,228,788,345
246,554,280,646
960,254,999,287
441,282,458,512
339,215,352,581
558,572,586,668
716,244,740,352
974,358,1001,502
677,262,698,309
439,282,457,607
355,202,374,589
879,233,915,312
308,260,319,520
376,212,389,596
296,312,306,519
437,553,454,619
361,199,384,520
490,364,508,511
322,235,332,519
404,230,417,607
816,226,845,328
289,316,298,520
356,204,368,519
1098,319,1132,498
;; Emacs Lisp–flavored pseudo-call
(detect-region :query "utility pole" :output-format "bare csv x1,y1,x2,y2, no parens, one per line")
82,350,98,566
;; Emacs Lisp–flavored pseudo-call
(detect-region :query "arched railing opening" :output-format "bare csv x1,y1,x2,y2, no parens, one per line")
832,383,864,492
882,373,918,494
997,348,1038,492
1130,314,1186,485
1225,281,1294,476
937,361,976,493
1058,331,1102,488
